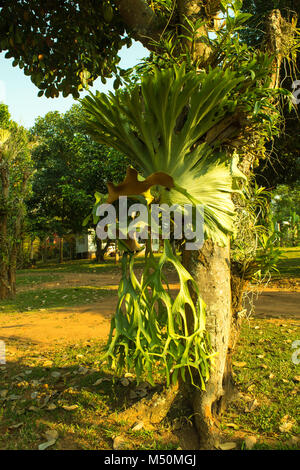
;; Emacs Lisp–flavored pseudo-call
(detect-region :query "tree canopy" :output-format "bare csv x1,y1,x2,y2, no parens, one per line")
0,104,34,298
0,0,133,98
27,104,128,239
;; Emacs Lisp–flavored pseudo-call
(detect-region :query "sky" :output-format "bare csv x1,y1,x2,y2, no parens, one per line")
0,41,148,129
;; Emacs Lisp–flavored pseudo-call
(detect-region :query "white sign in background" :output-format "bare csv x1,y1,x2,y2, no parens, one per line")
0,341,5,364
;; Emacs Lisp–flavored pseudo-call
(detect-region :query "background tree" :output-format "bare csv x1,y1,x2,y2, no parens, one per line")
0,104,34,299
240,0,300,187
271,182,300,245
27,104,127,261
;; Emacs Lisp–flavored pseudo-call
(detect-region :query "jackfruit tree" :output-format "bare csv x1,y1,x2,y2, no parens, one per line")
0,0,298,448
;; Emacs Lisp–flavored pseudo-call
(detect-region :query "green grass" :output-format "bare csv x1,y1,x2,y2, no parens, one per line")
0,318,299,450
0,249,299,449
276,247,300,279
222,318,300,446
0,340,178,450
19,257,147,275
16,273,62,287
0,287,111,313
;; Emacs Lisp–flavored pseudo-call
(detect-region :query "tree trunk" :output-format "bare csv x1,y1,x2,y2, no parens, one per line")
0,211,10,300
182,239,232,448
96,239,108,263
0,166,11,300
44,237,48,262
59,237,64,263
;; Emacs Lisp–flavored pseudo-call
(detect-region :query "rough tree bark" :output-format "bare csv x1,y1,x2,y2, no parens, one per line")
182,241,232,448
59,237,64,264
0,160,11,300
115,0,293,449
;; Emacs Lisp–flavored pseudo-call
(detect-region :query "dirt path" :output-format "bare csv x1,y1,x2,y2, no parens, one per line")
247,291,300,319
1,271,299,349
0,297,118,349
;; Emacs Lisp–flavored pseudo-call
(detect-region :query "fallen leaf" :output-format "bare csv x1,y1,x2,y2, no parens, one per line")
232,361,247,368
9,423,23,430
51,372,61,378
62,404,78,411
124,372,135,379
46,403,57,411
218,442,237,450
28,406,39,412
132,421,144,432
279,415,295,433
38,439,56,450
120,377,130,386
113,435,128,450
129,390,138,399
44,429,58,441
8,394,21,400
93,378,110,386
244,436,257,450
225,422,239,430
245,399,259,413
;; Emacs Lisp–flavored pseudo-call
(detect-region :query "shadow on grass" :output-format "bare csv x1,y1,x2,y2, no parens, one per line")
0,287,112,313
17,256,148,275
0,341,170,450
16,273,63,287
275,247,300,279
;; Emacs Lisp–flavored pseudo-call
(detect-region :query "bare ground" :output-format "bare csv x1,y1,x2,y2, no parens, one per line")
1,271,299,350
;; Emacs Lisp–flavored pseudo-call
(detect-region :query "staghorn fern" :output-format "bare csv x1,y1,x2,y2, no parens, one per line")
81,65,246,387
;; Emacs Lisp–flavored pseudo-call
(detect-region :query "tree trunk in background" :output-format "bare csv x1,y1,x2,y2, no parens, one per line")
59,237,64,263
182,240,232,448
70,236,76,260
96,239,108,263
7,216,20,298
44,238,48,262
0,212,10,299
0,166,10,300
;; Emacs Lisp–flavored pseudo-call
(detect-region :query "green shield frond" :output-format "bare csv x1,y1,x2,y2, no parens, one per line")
82,65,245,243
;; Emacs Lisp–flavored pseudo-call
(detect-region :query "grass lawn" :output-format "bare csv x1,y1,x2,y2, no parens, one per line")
0,287,111,313
275,247,300,279
0,317,299,450
0,248,299,450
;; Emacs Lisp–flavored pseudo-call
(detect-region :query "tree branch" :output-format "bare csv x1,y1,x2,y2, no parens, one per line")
115,0,163,49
